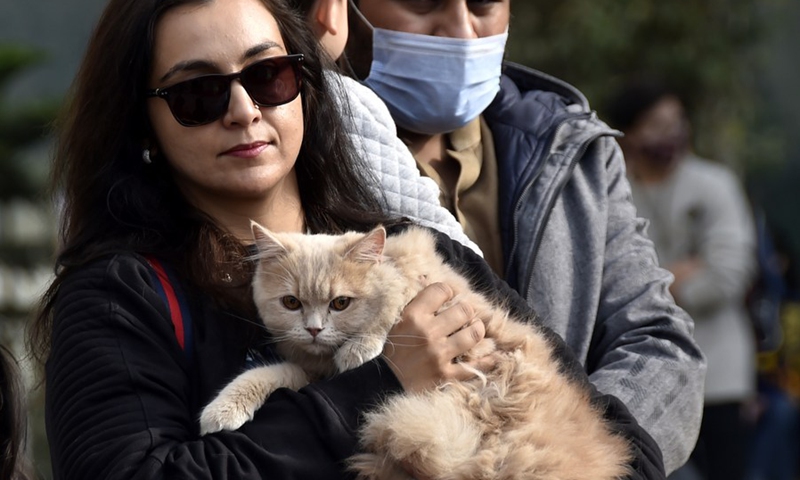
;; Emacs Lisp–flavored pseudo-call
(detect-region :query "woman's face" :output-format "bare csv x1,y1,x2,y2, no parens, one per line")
622,95,689,171
147,0,304,215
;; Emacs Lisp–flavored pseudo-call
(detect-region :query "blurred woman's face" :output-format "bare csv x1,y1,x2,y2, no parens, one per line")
147,0,304,217
622,95,689,170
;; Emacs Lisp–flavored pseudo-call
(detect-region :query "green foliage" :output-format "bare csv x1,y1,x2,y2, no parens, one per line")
506,0,788,173
0,44,60,200
0,44,47,86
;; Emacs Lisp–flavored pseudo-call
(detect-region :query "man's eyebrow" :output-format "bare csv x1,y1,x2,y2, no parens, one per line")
158,41,284,83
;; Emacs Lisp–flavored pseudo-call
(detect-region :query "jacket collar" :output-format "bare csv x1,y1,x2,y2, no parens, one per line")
481,62,616,290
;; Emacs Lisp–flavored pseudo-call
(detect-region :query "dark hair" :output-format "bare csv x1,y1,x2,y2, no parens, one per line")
0,345,32,480
30,0,389,364
285,0,317,16
604,77,678,131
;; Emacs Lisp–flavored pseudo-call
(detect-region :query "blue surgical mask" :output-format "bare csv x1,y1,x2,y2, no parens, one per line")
353,9,507,135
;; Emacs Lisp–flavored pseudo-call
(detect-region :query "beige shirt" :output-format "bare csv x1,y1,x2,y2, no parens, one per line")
413,118,504,276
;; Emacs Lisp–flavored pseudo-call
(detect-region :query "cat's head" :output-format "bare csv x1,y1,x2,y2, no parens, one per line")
250,223,409,358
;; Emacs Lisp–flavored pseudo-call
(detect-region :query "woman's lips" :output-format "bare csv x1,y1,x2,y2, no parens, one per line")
221,142,269,158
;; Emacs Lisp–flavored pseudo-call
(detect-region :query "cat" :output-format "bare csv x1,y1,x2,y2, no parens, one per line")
199,222,632,480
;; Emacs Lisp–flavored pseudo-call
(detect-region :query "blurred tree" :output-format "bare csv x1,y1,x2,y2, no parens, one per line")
0,43,60,480
506,0,800,267
506,0,788,174
0,45,59,201
0,44,60,273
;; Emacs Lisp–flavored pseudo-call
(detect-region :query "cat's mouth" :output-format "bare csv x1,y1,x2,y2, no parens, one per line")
302,341,336,354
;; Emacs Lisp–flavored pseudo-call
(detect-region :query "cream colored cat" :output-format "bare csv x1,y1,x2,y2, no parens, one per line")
199,223,631,480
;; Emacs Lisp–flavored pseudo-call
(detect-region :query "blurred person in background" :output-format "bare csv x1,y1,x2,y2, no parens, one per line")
344,0,706,475
606,78,758,480
745,227,800,480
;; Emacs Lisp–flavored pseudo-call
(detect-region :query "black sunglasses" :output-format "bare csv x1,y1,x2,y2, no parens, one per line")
146,54,304,127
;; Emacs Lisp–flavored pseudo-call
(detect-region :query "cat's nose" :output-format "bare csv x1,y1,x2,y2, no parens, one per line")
306,327,323,338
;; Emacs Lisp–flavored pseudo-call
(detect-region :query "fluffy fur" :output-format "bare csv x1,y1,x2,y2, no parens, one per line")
199,223,632,479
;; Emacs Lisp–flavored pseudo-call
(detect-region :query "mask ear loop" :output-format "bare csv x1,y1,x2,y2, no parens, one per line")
348,0,374,32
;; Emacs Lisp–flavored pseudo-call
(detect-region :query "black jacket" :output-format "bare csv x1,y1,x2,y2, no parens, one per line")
45,225,664,479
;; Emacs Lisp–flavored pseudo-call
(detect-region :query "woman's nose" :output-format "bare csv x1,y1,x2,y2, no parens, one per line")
223,80,262,127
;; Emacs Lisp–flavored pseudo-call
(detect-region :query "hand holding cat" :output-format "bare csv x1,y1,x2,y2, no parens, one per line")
381,282,494,393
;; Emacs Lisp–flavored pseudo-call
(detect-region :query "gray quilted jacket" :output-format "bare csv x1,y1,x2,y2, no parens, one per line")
335,66,705,475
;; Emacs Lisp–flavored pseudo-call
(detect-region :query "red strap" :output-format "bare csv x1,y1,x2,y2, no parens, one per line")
145,256,185,350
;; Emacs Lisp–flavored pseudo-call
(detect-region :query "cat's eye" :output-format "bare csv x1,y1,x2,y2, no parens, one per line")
281,296,302,310
329,297,351,311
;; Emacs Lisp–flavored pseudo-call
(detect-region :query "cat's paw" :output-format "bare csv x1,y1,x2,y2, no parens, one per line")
335,339,382,372
335,349,368,372
198,395,256,435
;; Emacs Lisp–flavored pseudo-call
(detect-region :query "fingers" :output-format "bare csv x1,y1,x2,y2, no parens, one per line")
384,282,489,393
404,283,477,336
448,351,499,382
387,283,457,349
443,316,485,360
403,282,484,352
402,282,454,321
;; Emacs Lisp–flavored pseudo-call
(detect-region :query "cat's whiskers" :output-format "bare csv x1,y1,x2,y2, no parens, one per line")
384,334,429,348
379,354,402,379
262,332,295,344
224,312,270,331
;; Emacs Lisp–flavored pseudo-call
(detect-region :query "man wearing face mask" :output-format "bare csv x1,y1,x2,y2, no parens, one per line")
343,0,706,476
607,79,758,480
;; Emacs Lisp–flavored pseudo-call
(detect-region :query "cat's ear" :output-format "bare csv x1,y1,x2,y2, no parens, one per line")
345,226,386,264
251,221,288,260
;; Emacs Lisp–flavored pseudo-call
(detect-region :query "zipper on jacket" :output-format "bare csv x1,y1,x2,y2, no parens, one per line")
505,115,582,278
508,112,615,296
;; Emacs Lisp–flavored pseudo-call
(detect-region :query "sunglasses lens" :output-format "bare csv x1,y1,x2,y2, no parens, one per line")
166,76,231,126
242,57,301,107
155,55,302,126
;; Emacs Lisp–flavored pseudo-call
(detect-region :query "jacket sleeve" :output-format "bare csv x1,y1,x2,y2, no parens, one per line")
46,254,403,480
588,139,706,474
432,230,667,480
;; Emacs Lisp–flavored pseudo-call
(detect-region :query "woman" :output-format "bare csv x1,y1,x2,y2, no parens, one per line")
30,0,664,478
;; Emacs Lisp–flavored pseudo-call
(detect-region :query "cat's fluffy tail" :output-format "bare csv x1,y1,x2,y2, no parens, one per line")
350,389,486,480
